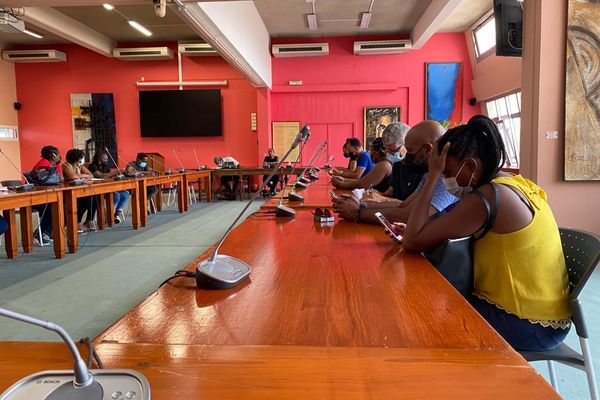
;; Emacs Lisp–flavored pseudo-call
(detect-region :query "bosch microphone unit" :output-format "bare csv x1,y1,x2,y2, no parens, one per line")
196,126,311,289
172,149,186,173
0,148,35,192
103,147,125,181
117,154,142,178
0,307,151,400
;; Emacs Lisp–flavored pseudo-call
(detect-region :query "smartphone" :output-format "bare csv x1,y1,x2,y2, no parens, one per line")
374,212,402,242
329,190,338,200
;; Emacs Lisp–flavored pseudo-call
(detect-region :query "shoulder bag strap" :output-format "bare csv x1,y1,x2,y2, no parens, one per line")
471,183,500,239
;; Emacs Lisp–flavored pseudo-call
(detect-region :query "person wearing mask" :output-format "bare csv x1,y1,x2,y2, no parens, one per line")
335,141,358,173
262,148,280,196
31,145,64,245
332,120,457,224
125,153,159,203
88,150,130,224
397,115,571,351
331,138,392,192
331,138,374,179
63,148,97,231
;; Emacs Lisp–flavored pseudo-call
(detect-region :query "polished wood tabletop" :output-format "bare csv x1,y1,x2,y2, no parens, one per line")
96,209,508,351
0,342,559,399
262,183,349,209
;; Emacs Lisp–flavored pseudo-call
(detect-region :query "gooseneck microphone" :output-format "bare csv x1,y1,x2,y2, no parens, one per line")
196,125,311,290
294,141,327,188
103,147,125,180
172,149,186,173
193,149,206,170
0,307,150,400
0,147,34,192
117,154,143,177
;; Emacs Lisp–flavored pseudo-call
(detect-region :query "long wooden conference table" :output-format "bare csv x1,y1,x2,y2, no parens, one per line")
0,172,559,398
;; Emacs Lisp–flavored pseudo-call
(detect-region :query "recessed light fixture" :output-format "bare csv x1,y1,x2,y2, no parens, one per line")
102,3,114,10
360,12,371,29
307,14,318,30
23,29,43,39
128,20,152,37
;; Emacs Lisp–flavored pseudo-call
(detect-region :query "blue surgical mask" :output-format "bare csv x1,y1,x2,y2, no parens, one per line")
442,161,475,198
386,152,402,164
138,161,147,168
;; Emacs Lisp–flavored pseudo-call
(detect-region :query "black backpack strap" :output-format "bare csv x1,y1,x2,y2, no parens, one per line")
471,183,500,239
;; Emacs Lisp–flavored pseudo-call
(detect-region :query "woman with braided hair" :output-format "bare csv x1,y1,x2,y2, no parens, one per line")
397,115,571,351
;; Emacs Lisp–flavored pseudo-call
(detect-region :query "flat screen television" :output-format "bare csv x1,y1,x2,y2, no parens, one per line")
494,0,523,57
139,89,222,137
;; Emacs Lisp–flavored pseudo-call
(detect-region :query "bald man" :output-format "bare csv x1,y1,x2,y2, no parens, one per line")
332,120,458,224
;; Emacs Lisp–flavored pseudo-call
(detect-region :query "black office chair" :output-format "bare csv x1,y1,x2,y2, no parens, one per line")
519,228,600,400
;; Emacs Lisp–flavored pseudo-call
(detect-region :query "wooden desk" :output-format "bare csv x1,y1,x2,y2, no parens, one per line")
181,170,212,210
138,174,185,227
262,183,349,210
213,167,306,200
0,342,559,399
0,187,65,259
62,179,141,254
96,210,507,350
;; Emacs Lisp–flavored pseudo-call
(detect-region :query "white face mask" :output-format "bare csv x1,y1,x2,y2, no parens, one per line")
78,158,85,166
138,161,147,168
386,152,402,164
443,161,475,198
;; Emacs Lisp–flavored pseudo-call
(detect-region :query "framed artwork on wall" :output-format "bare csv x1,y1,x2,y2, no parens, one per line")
272,121,301,162
70,93,117,165
564,0,600,180
425,62,463,126
363,106,400,150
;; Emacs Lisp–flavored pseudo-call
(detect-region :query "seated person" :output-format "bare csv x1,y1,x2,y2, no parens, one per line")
31,145,64,245
332,120,457,224
381,122,409,164
330,138,374,179
88,150,130,224
334,141,358,173
214,156,240,199
331,138,392,192
0,215,7,237
125,153,159,202
63,148,97,231
262,148,279,195
399,115,571,352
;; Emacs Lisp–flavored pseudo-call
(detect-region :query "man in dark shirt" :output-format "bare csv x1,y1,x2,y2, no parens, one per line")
125,153,159,203
262,148,279,195
89,150,130,223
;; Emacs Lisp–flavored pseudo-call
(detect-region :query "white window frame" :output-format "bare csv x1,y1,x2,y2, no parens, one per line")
485,91,521,169
0,125,18,140
472,11,496,61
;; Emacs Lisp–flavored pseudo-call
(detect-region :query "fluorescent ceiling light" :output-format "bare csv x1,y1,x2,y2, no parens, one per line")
307,14,318,30
360,12,371,29
128,20,152,37
23,29,43,39
102,3,114,10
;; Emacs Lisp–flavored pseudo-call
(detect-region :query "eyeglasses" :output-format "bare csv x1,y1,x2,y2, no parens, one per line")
385,145,403,154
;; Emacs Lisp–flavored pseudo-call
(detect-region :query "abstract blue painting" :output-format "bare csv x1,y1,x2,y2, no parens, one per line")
425,63,463,125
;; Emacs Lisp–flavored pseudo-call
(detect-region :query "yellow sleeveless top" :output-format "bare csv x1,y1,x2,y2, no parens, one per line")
473,175,571,322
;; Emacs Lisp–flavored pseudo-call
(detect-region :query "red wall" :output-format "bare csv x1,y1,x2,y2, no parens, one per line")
269,33,478,159
15,43,259,171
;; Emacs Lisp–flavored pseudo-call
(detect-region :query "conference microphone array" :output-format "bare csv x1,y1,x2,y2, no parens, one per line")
0,147,34,192
294,141,327,189
0,307,150,400
274,136,308,205
194,125,311,290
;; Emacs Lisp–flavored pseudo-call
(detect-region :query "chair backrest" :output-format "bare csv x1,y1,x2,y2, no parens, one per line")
560,228,600,300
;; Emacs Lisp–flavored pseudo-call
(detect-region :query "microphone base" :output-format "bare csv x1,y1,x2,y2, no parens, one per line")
196,255,251,290
275,204,296,217
164,169,173,175
288,191,304,202
298,177,310,184
294,181,308,189
114,175,125,181
15,184,35,192
68,179,85,186
176,168,186,173
309,173,319,180
0,369,150,400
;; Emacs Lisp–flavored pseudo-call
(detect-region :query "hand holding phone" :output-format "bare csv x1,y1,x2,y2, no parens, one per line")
374,212,403,243
329,189,338,200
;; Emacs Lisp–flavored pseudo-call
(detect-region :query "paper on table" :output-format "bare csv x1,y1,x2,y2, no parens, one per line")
352,188,365,199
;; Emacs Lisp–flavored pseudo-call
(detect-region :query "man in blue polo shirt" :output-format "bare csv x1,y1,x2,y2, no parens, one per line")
331,137,374,179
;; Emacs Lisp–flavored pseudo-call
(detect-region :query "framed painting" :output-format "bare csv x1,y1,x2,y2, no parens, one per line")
565,0,600,180
363,106,400,150
425,62,463,125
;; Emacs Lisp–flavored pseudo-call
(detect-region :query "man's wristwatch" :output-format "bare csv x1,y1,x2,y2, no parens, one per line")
354,201,366,222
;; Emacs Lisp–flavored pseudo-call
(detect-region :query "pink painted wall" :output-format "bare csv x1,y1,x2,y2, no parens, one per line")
14,43,259,171
270,34,478,142
0,40,21,181
521,0,600,234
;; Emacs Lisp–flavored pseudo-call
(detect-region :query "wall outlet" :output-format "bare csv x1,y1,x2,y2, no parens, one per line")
545,131,559,139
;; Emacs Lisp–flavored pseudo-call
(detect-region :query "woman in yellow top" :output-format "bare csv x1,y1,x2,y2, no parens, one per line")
400,115,571,351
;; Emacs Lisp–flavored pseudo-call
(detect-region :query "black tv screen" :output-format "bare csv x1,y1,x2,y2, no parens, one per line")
139,89,222,137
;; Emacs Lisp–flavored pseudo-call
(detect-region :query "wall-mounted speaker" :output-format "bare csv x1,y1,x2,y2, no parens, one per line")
468,98,477,106
14,102,22,110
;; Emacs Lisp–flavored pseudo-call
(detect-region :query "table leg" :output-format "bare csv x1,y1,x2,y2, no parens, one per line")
97,194,105,230
65,191,78,254
19,206,33,253
3,209,17,259
51,194,65,259
204,175,212,202
181,175,190,211
155,184,163,212
139,180,148,228
131,185,140,230
106,193,114,228
177,177,185,213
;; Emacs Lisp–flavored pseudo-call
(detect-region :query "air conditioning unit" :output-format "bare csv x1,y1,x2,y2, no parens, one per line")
178,42,218,56
113,47,173,61
1,49,67,63
353,40,412,55
272,43,329,58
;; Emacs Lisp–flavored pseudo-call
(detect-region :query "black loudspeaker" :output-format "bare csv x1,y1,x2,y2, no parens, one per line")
494,0,523,57
468,98,477,106
14,102,21,110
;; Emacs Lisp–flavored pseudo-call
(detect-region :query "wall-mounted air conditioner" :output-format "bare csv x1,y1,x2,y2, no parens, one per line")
178,42,218,56
113,47,173,61
1,49,67,63
353,40,412,55
272,43,329,58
